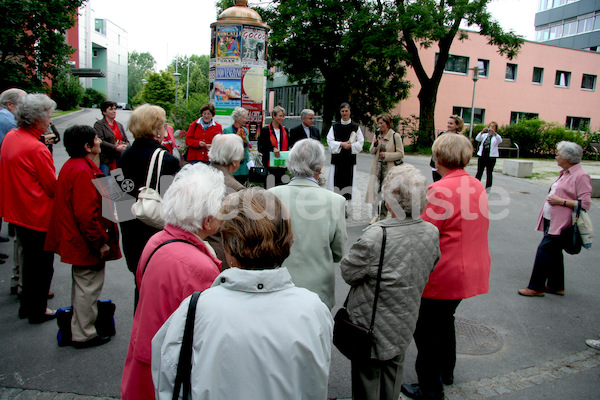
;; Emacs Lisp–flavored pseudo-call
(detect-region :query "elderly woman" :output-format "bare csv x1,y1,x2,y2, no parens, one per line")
430,115,464,182
45,125,121,348
0,94,57,323
258,105,290,186
475,121,502,188
206,133,245,267
93,100,130,175
117,104,180,305
519,141,592,297
341,164,440,400
223,106,250,184
402,133,490,400
185,103,222,164
366,113,404,224
120,163,225,400
152,187,333,400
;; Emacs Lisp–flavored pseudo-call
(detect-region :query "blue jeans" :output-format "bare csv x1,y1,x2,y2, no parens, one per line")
527,218,564,292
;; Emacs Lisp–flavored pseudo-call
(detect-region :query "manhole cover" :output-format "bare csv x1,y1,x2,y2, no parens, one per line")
455,317,503,355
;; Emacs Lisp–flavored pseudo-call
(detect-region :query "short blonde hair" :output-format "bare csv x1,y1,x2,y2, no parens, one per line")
449,115,465,133
128,104,166,139
382,164,427,216
219,188,293,270
432,133,472,169
377,113,393,130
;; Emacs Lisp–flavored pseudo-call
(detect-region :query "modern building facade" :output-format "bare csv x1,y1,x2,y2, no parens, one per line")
535,0,600,51
66,2,128,103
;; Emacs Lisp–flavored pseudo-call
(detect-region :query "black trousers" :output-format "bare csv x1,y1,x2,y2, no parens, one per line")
413,298,462,394
475,156,497,188
527,218,564,292
14,225,54,320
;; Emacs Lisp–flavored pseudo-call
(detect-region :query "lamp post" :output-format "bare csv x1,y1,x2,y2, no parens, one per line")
173,72,181,106
468,65,481,139
186,59,190,101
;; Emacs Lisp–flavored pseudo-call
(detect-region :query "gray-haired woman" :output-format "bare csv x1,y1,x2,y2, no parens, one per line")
340,164,440,400
223,106,250,184
519,141,592,297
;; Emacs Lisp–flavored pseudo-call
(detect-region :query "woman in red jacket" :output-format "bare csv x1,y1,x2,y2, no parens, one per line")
45,125,121,348
185,103,222,164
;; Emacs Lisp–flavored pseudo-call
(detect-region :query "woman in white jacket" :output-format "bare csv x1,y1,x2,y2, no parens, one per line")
475,121,502,188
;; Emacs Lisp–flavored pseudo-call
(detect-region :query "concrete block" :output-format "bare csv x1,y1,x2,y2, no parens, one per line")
502,159,533,178
590,175,600,198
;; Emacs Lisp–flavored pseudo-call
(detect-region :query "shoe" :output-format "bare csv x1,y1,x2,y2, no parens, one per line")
29,309,57,324
73,335,111,349
586,339,600,351
442,375,454,385
518,288,545,297
400,383,444,400
47,291,54,299
0,236,10,242
0,253,9,259
545,286,565,296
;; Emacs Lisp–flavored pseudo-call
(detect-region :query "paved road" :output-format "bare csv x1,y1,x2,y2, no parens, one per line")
1,110,599,399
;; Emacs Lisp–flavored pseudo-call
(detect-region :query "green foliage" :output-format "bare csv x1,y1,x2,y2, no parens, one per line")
166,55,210,99
501,119,588,157
171,93,209,131
264,0,411,133
51,72,84,111
138,71,176,115
80,88,107,108
128,51,156,103
0,0,84,92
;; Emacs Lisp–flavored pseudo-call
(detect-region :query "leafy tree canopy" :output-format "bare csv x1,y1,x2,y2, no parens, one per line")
139,71,176,115
167,54,210,100
0,0,84,92
128,51,156,103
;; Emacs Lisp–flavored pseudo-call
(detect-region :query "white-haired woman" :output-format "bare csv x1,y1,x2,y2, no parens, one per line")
519,141,592,297
223,106,250,184
340,164,440,400
0,93,57,323
121,163,225,400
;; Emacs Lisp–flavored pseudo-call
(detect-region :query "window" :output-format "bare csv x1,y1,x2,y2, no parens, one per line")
452,106,485,124
536,27,550,41
477,59,489,77
563,19,577,36
93,49,98,57
118,54,121,65
581,74,596,90
555,70,571,87
549,24,563,39
437,54,469,74
505,63,517,81
566,116,590,131
532,67,544,84
510,112,539,124
577,14,594,33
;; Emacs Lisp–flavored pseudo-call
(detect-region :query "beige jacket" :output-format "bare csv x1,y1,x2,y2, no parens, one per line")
365,129,404,204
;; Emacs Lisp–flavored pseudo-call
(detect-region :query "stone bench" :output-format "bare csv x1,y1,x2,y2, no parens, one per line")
502,159,533,178
591,175,600,198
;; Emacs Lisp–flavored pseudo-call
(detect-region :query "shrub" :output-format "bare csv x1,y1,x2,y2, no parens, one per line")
80,88,106,108
170,93,209,131
51,73,84,111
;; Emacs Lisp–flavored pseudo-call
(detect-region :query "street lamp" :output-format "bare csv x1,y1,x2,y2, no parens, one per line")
468,65,481,139
173,72,181,106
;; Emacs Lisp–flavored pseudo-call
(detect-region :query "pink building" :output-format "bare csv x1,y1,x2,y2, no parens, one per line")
393,30,600,132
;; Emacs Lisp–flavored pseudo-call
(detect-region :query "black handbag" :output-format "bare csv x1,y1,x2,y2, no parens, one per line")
333,227,387,361
56,299,116,347
172,291,202,400
561,200,583,255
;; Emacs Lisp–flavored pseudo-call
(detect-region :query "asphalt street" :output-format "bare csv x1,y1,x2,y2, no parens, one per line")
0,109,599,399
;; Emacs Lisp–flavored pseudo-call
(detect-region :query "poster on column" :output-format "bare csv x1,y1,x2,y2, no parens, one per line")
215,67,242,110
241,26,267,68
242,66,264,142
216,25,241,66
210,26,216,68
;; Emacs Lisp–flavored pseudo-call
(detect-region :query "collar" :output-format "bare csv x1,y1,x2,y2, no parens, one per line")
212,267,295,293
162,224,223,269
365,215,422,231
341,119,352,125
559,163,582,177
291,176,318,184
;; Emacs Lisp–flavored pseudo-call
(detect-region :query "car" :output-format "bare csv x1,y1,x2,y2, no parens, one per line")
116,102,127,109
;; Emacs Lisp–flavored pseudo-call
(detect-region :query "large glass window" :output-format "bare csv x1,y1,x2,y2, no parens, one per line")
582,74,597,90
506,63,518,81
453,106,485,124
437,54,469,74
555,70,571,87
563,19,577,36
549,24,563,39
510,112,539,124
532,67,544,84
566,116,590,131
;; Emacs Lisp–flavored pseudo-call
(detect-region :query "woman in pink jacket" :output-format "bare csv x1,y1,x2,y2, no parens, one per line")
519,141,592,297
120,163,226,400
402,134,490,400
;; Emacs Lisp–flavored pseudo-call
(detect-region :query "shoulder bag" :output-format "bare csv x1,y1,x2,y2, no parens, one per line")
172,291,202,400
562,200,583,255
131,148,166,229
576,199,593,250
333,227,387,361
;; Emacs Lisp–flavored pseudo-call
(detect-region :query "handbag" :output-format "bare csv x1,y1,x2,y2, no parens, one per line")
172,291,202,400
56,299,116,347
131,148,166,229
333,227,387,361
576,199,593,249
562,200,583,255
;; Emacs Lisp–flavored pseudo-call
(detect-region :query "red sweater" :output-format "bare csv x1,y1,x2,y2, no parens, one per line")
0,126,56,231
185,120,222,162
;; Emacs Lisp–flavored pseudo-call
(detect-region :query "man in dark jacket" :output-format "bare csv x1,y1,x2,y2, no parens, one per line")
289,109,320,148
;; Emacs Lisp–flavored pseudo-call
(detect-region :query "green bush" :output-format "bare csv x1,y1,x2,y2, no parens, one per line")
80,88,106,108
170,93,209,131
51,73,84,111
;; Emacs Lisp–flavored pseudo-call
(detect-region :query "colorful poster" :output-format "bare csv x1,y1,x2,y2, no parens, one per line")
217,25,241,66
208,67,216,103
241,66,264,111
241,26,267,67
210,26,216,60
215,67,242,109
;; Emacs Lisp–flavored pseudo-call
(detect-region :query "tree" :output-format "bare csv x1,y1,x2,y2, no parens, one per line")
393,0,524,147
263,0,411,132
51,70,84,110
138,71,176,115
167,54,210,100
0,0,84,92
81,87,107,108
128,51,156,103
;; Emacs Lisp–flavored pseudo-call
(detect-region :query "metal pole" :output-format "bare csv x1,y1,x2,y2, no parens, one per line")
175,81,179,106
469,66,480,139
186,59,190,101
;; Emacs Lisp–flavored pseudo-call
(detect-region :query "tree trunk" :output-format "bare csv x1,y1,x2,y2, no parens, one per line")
416,82,438,149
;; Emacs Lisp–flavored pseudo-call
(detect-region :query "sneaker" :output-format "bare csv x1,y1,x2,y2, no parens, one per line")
586,339,600,351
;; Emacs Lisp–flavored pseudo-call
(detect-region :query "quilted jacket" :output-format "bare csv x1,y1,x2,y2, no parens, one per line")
340,216,439,360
